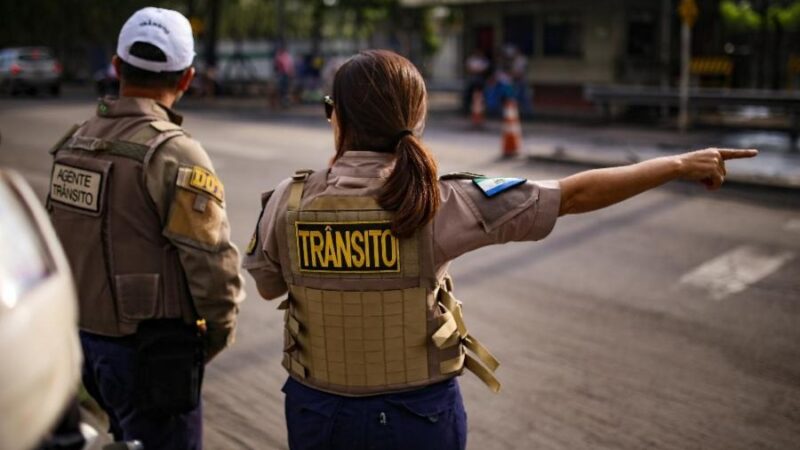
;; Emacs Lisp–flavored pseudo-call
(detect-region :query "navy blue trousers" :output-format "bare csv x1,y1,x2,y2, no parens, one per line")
283,377,467,450
79,331,203,449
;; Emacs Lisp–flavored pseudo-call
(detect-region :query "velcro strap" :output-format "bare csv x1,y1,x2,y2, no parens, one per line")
439,292,467,338
107,140,150,162
277,298,290,310
283,353,307,379
464,354,501,393
440,353,465,375
463,335,500,371
431,311,458,348
287,315,301,336
66,136,108,151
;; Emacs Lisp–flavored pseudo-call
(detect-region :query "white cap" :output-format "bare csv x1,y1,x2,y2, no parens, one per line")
117,7,195,72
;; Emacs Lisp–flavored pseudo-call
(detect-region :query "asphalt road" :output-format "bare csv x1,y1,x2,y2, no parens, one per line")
2,95,799,450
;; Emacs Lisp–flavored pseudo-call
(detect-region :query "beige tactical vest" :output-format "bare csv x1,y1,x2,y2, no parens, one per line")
279,170,501,396
48,119,196,337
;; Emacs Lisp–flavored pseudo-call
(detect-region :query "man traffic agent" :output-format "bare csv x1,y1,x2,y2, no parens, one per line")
46,7,244,449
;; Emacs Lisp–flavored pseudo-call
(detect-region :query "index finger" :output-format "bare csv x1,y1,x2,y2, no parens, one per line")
719,149,759,160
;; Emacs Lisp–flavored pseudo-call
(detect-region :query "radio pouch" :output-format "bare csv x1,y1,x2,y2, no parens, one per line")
135,319,205,416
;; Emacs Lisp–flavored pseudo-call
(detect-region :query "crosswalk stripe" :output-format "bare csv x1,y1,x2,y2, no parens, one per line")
680,245,795,300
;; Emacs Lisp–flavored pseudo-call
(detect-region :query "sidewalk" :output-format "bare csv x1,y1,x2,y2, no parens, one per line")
517,121,800,190
182,91,800,190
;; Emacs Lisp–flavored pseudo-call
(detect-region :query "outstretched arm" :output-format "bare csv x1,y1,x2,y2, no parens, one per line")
558,148,758,216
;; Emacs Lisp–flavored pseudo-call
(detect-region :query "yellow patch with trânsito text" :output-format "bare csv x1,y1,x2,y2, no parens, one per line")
189,166,224,203
295,221,400,273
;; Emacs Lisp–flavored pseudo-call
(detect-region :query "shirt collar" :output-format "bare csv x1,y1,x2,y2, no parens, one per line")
330,151,396,179
96,96,184,125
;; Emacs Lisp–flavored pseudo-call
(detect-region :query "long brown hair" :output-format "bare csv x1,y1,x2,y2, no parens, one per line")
331,50,440,238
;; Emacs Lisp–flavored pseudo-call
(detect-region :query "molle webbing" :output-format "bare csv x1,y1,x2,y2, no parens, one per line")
283,285,431,394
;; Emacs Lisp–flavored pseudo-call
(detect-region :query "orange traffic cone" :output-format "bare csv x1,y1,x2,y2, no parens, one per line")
470,89,485,128
501,98,522,157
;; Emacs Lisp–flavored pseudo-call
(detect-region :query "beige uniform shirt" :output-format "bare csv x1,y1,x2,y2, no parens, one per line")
79,97,244,359
245,151,560,298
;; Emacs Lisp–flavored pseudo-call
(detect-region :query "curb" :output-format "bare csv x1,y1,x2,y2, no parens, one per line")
526,146,800,191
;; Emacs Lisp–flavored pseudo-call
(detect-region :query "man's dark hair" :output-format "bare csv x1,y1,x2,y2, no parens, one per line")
118,42,187,89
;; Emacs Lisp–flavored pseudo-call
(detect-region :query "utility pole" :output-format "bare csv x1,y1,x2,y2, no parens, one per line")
205,0,221,68
660,0,672,119
276,0,286,45
678,0,697,133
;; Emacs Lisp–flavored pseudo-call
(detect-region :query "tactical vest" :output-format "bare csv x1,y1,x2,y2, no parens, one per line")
279,170,501,396
48,119,196,337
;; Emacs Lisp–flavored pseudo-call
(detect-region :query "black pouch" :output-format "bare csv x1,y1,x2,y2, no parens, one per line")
135,319,205,416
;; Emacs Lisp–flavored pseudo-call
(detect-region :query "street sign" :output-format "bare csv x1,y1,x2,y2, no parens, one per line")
679,0,698,27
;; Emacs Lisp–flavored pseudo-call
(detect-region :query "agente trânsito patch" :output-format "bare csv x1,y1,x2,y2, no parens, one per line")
295,221,400,273
189,166,224,202
50,163,103,212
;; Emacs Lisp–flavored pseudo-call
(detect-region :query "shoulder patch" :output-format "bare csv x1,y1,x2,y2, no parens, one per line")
150,121,183,132
177,166,225,203
440,171,485,181
472,176,527,197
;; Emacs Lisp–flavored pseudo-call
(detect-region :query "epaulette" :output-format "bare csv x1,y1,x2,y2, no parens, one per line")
439,171,484,180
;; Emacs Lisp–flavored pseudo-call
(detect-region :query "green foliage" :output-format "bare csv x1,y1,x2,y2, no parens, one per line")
769,1,800,30
720,0,800,31
719,0,762,31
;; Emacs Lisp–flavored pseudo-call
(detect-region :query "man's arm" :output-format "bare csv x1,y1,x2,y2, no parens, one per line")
146,135,244,362
558,148,758,216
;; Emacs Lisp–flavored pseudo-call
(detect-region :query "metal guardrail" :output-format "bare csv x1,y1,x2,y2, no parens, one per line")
584,85,800,150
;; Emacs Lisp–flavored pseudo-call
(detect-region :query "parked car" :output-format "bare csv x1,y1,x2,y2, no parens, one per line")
0,47,62,96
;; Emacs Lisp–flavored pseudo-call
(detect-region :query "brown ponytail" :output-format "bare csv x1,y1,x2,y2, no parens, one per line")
331,50,440,238
378,135,440,238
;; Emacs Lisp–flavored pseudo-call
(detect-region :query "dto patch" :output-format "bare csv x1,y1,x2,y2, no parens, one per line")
50,163,103,212
189,166,224,202
295,221,400,273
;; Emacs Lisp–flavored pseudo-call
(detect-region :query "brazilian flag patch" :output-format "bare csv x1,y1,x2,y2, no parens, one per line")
472,177,526,197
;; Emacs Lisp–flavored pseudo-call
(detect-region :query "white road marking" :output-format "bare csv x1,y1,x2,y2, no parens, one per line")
680,245,795,300
784,219,800,232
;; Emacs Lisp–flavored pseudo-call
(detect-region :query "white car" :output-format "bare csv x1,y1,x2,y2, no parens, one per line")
0,169,83,449
0,47,62,96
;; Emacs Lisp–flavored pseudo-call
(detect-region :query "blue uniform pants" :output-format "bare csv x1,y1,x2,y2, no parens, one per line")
79,331,203,449
283,377,467,450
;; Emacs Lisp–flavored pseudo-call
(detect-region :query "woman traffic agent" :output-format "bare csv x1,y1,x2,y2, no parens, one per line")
244,50,757,450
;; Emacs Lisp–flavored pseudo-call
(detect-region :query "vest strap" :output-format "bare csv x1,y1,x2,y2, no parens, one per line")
465,354,501,393
440,353,465,374
287,169,313,211
65,135,109,152
283,353,307,379
432,310,458,348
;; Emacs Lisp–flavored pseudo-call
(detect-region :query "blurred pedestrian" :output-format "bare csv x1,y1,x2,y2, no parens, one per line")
244,49,757,450
46,7,243,449
463,48,489,112
274,45,295,108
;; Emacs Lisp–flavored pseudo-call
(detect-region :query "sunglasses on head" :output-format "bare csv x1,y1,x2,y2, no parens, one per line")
323,95,334,121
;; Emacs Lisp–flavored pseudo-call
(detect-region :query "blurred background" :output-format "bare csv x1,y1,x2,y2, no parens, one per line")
1,1,799,449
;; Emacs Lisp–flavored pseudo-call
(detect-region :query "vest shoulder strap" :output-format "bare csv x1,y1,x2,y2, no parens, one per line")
49,122,84,155
287,169,314,211
110,121,186,163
